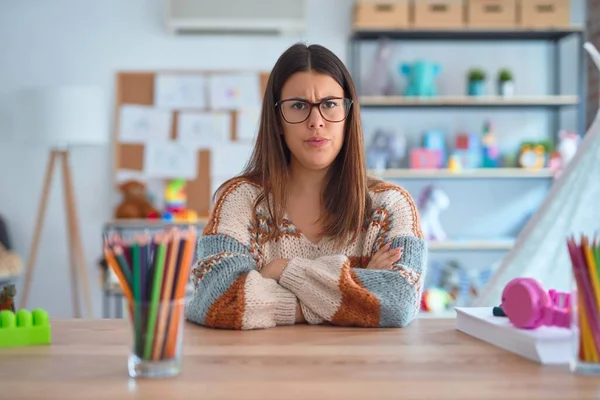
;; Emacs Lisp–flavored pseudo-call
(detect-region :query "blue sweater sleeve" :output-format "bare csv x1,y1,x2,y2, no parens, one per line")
184,179,298,330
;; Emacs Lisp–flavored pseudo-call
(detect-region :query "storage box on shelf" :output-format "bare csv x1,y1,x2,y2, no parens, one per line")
413,0,465,28
467,0,517,28
353,0,411,29
519,0,570,28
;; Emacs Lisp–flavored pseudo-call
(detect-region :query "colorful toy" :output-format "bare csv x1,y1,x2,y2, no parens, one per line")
162,179,198,222
501,277,571,330
421,288,452,312
481,121,500,168
518,142,546,169
417,185,449,241
453,132,481,169
550,130,580,177
447,154,462,172
557,130,580,166
366,129,406,171
410,148,439,169
400,60,441,97
165,179,187,214
0,308,51,347
0,284,16,312
423,130,446,168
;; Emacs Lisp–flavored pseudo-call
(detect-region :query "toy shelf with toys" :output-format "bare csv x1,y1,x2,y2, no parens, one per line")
350,15,586,319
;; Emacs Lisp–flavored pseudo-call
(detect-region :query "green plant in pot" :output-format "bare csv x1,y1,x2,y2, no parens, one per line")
497,68,514,97
467,68,486,96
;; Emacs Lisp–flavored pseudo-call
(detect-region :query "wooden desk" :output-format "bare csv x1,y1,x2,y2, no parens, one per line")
1,319,599,399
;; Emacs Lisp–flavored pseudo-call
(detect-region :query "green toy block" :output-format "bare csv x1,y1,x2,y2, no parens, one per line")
0,308,51,347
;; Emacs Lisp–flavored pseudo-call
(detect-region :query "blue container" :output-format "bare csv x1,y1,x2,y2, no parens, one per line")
468,81,485,96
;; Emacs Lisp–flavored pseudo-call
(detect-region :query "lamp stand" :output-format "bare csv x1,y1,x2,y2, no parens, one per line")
19,149,93,318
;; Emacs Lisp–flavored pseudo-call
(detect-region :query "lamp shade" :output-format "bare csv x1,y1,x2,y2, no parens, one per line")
13,85,108,147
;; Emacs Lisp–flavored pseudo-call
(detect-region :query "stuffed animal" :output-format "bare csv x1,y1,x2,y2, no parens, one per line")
114,180,159,219
366,129,406,171
0,243,22,281
549,131,580,178
418,185,450,241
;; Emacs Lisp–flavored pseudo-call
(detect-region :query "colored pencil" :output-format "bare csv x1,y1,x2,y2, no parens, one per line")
143,235,167,360
152,229,180,360
567,234,600,364
164,228,196,358
102,226,197,361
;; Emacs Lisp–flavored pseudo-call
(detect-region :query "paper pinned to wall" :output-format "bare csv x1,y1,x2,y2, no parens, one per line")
119,105,172,144
210,142,254,178
144,140,198,180
236,109,261,141
177,111,230,149
208,73,262,110
154,73,207,109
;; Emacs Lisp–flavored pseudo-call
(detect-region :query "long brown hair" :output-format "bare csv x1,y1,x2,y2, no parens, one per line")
216,43,377,246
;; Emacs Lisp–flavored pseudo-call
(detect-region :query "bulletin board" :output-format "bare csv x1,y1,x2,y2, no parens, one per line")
113,70,270,218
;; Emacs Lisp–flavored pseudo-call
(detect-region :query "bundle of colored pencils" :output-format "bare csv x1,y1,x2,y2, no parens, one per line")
103,227,197,361
567,234,600,364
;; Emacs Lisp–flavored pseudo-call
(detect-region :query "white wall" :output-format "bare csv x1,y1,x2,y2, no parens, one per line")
0,0,585,317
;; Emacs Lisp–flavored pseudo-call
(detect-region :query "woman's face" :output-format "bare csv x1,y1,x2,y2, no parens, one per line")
279,71,346,172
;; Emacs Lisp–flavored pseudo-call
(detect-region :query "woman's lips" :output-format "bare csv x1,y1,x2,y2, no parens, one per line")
305,138,329,148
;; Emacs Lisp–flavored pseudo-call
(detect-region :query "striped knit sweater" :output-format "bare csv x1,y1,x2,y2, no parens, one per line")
185,178,428,330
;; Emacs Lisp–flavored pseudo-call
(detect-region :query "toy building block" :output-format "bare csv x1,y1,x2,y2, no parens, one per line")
0,308,51,347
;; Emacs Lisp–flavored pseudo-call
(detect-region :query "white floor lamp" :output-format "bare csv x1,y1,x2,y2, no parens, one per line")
14,86,108,318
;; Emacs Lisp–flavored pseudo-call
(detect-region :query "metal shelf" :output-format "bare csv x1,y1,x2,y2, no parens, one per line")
351,27,585,41
428,239,515,251
370,168,554,179
359,95,579,109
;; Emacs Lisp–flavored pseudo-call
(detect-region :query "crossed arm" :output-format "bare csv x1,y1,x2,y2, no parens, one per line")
184,182,427,330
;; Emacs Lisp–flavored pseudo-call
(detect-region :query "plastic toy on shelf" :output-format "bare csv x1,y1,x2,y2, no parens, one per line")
0,308,52,347
148,179,198,222
417,185,449,241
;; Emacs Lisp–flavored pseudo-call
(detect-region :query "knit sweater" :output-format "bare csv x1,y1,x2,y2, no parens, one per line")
185,178,427,330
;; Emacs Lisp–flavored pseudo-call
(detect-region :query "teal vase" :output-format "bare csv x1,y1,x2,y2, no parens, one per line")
468,81,485,96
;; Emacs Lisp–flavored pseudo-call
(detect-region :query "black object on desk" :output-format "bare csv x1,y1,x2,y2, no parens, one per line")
493,306,506,317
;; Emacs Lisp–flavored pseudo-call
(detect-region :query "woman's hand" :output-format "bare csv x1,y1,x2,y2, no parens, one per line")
259,258,289,281
366,243,403,270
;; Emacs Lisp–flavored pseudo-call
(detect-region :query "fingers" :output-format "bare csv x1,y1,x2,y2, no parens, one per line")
367,244,403,270
371,243,390,263
379,247,402,269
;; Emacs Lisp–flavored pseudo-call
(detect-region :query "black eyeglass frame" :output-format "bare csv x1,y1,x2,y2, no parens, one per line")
274,97,353,124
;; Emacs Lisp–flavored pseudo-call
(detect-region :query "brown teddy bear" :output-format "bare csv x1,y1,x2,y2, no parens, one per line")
114,180,159,219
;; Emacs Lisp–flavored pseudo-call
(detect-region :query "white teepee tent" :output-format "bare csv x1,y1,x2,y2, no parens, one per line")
473,42,600,306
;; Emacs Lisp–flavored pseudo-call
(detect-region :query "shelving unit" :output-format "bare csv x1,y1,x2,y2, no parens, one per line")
369,168,554,179
359,95,579,108
349,26,586,318
349,27,587,137
428,239,514,251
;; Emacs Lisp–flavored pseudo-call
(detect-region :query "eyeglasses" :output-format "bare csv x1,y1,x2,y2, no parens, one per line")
275,97,353,124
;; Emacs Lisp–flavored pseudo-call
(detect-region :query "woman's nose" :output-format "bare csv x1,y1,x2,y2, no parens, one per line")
307,106,324,128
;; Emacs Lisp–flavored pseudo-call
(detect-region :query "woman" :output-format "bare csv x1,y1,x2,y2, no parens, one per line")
185,43,427,330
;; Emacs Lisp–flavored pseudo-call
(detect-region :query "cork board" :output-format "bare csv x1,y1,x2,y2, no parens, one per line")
113,70,270,218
